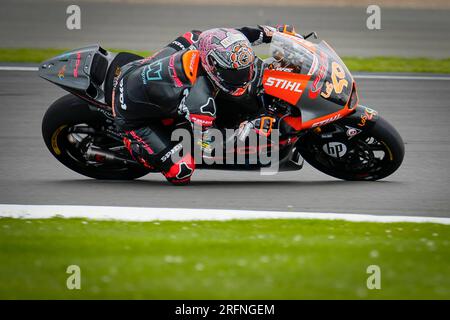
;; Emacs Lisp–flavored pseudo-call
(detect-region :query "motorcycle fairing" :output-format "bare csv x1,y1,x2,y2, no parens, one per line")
262,70,310,105
335,105,379,131
263,32,357,130
39,45,113,105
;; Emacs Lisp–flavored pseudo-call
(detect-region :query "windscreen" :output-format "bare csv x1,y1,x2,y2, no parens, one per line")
266,32,355,122
269,32,319,76
270,32,353,106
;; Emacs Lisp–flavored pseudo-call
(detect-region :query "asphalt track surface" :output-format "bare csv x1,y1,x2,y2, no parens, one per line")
0,69,449,217
1,1,450,57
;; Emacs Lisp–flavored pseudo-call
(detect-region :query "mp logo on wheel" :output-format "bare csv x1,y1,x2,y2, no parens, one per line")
323,142,347,158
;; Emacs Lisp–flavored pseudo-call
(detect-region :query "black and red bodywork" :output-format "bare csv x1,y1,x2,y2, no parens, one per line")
40,44,114,109
38,34,380,172
262,33,366,132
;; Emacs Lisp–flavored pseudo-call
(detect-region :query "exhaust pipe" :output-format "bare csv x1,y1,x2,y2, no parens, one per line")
85,146,136,165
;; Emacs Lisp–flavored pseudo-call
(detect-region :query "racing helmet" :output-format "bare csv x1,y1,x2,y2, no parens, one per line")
197,28,255,96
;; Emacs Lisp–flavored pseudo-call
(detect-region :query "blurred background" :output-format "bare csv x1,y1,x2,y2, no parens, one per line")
1,0,449,57
1,0,450,300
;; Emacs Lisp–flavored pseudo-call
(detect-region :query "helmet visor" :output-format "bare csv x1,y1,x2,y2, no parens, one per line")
216,65,254,89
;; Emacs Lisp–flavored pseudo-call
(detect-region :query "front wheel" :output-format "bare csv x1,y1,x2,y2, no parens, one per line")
298,116,405,181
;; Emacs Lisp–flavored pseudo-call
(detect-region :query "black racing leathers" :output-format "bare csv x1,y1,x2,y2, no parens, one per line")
112,26,273,184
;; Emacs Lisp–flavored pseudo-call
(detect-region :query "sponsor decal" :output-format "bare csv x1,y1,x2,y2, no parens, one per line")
189,114,214,127
267,62,294,73
358,107,378,127
172,40,186,51
330,61,348,94
51,125,67,155
141,60,163,85
345,126,362,139
220,32,247,48
119,79,127,110
161,143,183,163
95,107,114,120
58,65,66,80
265,77,303,93
322,141,347,158
274,66,293,72
307,54,318,76
263,70,309,105
73,52,81,78
321,81,333,99
168,55,183,87
320,62,349,99
129,131,154,155
381,141,394,161
320,133,333,139
189,51,198,74
308,51,328,99
311,114,342,128
139,50,162,65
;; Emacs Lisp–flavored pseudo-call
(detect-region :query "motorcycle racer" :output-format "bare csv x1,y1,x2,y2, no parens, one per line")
112,24,296,185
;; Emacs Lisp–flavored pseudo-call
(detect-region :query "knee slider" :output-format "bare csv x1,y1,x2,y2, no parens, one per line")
163,154,195,185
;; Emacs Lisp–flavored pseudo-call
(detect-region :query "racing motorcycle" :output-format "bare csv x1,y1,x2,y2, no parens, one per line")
39,31,404,181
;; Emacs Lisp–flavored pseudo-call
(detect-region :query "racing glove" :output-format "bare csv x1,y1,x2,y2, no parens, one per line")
259,24,296,40
235,116,276,142
276,24,296,36
238,25,297,46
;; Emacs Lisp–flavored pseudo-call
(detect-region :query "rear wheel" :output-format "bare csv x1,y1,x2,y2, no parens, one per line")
298,116,405,181
42,94,151,180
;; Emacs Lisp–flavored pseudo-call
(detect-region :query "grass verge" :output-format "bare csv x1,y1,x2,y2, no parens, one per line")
0,217,449,299
0,48,152,64
0,48,449,73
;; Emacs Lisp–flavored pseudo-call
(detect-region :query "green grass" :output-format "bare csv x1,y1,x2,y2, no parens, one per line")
0,48,153,64
0,217,449,299
344,56,450,73
0,47,449,73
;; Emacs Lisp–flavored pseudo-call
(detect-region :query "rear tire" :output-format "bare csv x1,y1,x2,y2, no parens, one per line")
299,116,405,181
42,94,151,180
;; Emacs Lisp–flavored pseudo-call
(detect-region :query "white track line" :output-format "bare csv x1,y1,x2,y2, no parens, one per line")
0,66,450,81
0,204,449,224
0,66,38,71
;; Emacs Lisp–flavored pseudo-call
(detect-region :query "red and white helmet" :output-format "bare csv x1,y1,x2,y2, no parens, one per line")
197,28,255,96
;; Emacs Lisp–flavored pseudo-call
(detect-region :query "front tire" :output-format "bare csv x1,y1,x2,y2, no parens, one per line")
299,116,405,181
42,94,151,180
